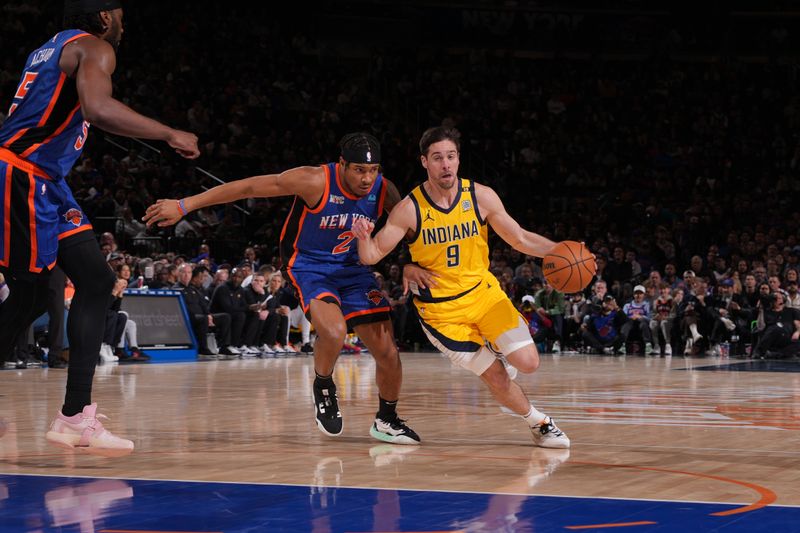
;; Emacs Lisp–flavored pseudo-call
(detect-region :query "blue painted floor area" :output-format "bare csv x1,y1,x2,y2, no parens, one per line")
0,474,798,532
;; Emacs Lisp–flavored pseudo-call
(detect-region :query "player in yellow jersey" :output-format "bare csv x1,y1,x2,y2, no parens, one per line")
352,126,571,448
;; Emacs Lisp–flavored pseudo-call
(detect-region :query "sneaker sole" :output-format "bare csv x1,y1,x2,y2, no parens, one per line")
46,431,134,457
369,425,421,445
315,418,343,437
533,438,571,449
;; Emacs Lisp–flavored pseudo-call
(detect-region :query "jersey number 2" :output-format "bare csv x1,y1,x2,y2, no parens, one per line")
333,231,355,255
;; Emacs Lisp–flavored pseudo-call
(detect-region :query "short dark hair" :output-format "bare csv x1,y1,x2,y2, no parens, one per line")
63,12,106,34
419,126,461,156
191,265,209,279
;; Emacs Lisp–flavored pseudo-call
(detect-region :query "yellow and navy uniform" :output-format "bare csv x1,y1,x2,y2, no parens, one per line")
408,179,489,301
407,179,531,372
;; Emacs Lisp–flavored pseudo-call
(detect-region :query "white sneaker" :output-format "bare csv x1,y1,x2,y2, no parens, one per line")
226,346,242,355
664,344,673,356
239,346,258,357
271,345,285,354
99,344,118,363
552,341,561,353
531,416,570,449
684,338,694,355
646,342,655,355
282,344,298,354
45,403,134,457
259,344,275,357
369,416,421,445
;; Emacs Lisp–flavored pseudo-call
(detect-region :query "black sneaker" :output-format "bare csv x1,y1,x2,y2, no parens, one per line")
369,414,421,445
313,381,343,436
301,343,314,354
48,357,68,369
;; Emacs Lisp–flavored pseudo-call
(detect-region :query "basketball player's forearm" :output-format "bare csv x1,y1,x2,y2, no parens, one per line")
516,231,557,258
356,237,387,265
85,99,174,141
183,178,262,212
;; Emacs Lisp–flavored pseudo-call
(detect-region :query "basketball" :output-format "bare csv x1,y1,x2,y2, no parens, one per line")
542,241,596,293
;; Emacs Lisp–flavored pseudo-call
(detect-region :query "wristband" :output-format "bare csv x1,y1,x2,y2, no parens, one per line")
177,199,188,216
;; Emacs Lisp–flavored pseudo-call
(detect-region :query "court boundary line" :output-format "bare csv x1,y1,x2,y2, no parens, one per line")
2,471,797,509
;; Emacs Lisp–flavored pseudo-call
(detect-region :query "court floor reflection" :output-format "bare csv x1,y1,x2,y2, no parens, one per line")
0,471,797,532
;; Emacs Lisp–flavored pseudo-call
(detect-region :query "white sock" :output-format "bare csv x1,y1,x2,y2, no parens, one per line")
522,405,547,427
689,323,701,340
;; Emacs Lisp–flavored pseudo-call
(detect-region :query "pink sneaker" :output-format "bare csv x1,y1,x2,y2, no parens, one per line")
45,403,134,457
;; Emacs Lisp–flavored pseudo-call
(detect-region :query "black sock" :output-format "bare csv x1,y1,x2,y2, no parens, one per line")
377,397,398,420
314,372,334,388
62,370,93,417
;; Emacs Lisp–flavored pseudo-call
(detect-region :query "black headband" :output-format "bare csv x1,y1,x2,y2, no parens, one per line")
64,0,122,17
341,146,380,165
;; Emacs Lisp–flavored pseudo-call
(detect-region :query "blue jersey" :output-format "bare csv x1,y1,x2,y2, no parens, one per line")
0,30,91,181
280,162,387,269
591,312,619,342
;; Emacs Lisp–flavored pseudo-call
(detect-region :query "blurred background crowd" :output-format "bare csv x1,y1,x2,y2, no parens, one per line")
2,0,799,365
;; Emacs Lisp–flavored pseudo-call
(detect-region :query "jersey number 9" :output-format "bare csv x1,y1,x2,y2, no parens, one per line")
446,244,460,267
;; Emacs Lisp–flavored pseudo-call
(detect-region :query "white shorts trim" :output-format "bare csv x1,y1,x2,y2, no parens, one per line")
493,317,534,355
419,321,496,375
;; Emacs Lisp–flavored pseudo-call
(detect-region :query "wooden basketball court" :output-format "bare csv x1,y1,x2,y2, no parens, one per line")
1,352,799,531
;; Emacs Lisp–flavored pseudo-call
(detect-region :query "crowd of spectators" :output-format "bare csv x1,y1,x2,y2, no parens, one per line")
2,2,800,364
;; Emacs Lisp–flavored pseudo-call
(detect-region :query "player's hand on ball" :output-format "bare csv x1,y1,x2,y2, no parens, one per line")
143,199,182,227
351,218,375,240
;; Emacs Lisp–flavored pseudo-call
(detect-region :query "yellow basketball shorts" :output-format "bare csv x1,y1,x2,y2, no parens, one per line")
415,279,533,375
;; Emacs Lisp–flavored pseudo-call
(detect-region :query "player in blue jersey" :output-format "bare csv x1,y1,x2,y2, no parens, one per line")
144,133,421,445
0,0,199,456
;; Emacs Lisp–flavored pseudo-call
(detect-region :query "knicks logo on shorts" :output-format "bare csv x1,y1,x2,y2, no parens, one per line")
63,208,83,227
366,289,384,305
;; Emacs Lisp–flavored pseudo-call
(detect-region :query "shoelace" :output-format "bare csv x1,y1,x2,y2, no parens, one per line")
537,421,563,436
381,416,410,430
83,413,109,432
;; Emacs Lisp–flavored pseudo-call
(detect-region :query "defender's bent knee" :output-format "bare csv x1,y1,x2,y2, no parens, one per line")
317,322,347,345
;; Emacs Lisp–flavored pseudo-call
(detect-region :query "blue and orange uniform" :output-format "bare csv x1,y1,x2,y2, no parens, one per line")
280,162,391,327
0,30,94,277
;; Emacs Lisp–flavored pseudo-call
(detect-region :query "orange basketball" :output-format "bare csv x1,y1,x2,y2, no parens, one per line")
542,241,596,293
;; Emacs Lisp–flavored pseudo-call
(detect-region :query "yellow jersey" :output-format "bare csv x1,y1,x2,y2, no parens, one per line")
407,178,490,302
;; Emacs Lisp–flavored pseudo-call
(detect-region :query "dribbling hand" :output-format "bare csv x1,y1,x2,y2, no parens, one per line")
143,199,182,227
